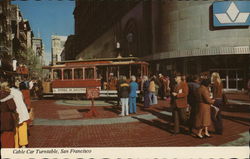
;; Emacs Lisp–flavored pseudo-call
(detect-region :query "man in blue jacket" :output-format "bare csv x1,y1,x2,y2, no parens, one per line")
129,75,138,114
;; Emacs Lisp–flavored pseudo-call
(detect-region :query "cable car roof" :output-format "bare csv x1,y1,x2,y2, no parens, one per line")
56,56,142,64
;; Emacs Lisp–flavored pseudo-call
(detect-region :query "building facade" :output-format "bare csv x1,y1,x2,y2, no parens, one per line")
51,35,67,65
68,0,250,90
32,37,44,65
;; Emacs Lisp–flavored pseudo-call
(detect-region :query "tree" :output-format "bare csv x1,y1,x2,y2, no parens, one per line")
18,48,43,78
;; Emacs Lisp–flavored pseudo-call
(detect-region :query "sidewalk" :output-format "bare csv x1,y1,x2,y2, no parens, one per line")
28,93,249,147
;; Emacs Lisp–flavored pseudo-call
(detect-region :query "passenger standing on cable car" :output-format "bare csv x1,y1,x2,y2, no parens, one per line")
129,75,138,114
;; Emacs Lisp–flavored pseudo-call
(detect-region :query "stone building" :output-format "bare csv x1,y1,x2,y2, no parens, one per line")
32,37,44,65
0,0,12,56
67,0,250,90
51,35,67,65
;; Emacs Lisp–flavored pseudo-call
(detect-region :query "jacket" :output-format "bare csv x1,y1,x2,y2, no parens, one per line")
129,81,138,97
173,81,189,108
119,81,130,98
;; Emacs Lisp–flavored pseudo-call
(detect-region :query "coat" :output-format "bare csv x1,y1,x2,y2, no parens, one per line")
129,81,138,97
149,81,156,92
195,85,214,128
212,81,223,99
119,81,130,98
173,81,189,108
0,90,17,132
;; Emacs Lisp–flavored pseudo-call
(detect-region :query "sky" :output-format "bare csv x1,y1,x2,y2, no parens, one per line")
12,0,75,65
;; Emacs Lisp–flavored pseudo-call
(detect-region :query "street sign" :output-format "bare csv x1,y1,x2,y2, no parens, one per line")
213,1,250,27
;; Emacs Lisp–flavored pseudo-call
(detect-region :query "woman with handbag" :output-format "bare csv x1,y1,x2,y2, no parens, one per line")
0,82,18,148
195,79,215,139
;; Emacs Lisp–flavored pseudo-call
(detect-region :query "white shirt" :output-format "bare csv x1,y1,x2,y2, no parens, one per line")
13,60,17,71
1,88,30,124
11,88,29,124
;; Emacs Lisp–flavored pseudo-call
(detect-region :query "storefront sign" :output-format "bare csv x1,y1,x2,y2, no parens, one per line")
213,1,250,27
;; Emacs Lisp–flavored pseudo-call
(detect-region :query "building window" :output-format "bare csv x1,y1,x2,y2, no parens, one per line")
74,68,83,79
85,68,94,79
63,69,72,80
53,69,62,80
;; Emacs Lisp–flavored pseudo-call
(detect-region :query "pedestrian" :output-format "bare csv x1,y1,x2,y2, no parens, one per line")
187,75,200,134
116,75,124,106
0,81,30,148
158,74,165,99
129,75,138,114
211,72,224,134
163,75,171,100
0,82,17,148
171,74,189,135
195,79,215,139
119,76,130,116
149,76,157,105
36,78,43,99
142,76,150,108
211,72,223,99
19,80,33,125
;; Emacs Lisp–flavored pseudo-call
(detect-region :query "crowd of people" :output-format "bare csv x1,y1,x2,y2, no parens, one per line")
0,77,42,148
0,71,227,148
115,72,225,138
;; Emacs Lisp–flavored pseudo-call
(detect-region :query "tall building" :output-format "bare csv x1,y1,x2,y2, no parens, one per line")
32,37,44,65
68,0,250,90
0,0,12,56
51,35,67,65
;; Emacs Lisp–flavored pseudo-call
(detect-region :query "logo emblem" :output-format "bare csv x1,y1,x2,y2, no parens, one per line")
215,2,250,24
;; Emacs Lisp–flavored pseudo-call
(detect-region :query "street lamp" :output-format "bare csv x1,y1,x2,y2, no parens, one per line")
116,41,122,58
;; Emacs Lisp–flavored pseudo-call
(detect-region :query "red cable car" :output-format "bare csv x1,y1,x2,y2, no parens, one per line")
43,57,148,98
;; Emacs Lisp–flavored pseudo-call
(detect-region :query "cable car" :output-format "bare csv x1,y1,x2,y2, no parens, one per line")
42,57,148,98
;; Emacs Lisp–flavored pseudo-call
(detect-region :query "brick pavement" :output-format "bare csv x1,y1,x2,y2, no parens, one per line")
28,95,249,147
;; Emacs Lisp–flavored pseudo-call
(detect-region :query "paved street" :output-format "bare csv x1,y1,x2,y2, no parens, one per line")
28,93,250,147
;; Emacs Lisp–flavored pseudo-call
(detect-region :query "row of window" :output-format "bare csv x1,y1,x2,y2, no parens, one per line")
53,68,94,80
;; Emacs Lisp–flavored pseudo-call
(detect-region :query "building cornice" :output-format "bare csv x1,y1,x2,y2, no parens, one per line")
144,46,250,61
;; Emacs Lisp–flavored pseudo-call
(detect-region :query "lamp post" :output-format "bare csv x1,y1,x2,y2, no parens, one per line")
116,41,122,58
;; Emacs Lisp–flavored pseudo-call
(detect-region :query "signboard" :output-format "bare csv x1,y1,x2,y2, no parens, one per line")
86,88,100,99
213,1,250,27
53,88,86,94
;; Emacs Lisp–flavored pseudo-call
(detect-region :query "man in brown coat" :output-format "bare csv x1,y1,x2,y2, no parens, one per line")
171,74,189,135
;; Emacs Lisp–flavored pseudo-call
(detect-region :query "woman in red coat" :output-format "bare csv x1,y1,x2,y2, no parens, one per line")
195,79,215,138
0,82,17,148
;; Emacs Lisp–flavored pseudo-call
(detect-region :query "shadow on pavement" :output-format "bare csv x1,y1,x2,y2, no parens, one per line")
221,104,250,113
77,109,90,112
222,115,250,126
103,106,121,114
132,116,173,134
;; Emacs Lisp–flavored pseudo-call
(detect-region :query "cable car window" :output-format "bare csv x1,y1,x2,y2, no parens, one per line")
53,69,62,80
85,68,94,79
63,69,72,80
74,68,83,79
